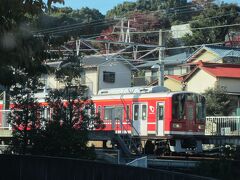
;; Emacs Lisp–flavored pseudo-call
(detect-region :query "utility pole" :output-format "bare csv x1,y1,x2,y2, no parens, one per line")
113,17,136,43
158,29,165,87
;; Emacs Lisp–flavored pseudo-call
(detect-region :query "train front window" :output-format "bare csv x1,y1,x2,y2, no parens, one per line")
172,93,206,121
172,94,186,120
196,96,206,122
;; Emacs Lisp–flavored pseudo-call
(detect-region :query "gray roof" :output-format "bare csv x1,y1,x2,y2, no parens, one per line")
46,54,133,69
81,55,110,67
136,52,188,68
204,45,240,58
187,45,240,63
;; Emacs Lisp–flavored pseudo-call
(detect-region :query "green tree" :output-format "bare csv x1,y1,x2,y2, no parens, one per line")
183,4,240,46
203,86,232,116
47,0,65,13
0,0,48,87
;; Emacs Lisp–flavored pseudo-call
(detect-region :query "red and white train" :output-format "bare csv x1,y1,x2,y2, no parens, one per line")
0,86,206,154
92,86,206,153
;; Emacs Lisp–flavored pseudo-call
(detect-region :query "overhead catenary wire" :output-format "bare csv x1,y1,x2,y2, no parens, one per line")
33,3,204,35
33,3,239,36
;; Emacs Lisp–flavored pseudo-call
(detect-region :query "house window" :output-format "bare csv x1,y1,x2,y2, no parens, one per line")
103,71,115,83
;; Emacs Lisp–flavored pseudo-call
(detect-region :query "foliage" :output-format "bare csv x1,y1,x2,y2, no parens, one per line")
8,85,104,158
106,0,192,24
31,121,96,159
47,0,65,13
8,77,44,154
183,4,240,46
0,0,48,87
203,86,232,116
35,7,106,44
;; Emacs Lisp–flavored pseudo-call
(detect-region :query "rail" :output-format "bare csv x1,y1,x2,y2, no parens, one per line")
205,116,240,136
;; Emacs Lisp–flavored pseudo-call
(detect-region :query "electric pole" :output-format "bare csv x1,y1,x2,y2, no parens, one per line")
159,29,165,87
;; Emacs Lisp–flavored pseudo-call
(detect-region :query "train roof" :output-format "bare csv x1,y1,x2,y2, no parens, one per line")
93,87,200,100
98,86,169,95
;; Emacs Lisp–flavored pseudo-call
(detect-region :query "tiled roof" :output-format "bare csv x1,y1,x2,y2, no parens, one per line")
201,65,240,78
165,75,184,82
184,61,240,82
81,55,109,67
186,45,240,63
204,45,240,58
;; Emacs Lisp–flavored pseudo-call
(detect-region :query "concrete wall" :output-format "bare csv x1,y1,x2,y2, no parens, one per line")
218,78,240,93
84,69,98,96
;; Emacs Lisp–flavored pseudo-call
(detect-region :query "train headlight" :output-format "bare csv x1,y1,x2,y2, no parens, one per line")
172,123,182,128
198,125,204,130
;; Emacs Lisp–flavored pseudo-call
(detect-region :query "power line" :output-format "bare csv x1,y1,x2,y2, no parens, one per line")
33,3,239,36
107,23,240,35
33,18,117,34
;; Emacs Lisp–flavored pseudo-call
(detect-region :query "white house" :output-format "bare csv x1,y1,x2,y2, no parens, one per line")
43,54,133,96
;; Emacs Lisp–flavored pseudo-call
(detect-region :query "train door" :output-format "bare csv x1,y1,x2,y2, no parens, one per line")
104,106,116,129
156,102,164,136
103,106,124,131
132,103,147,136
185,101,195,132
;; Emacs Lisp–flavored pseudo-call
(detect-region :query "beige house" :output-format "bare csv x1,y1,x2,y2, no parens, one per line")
164,75,184,91
186,45,240,64
183,61,240,94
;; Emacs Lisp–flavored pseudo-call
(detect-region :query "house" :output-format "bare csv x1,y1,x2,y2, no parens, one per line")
133,52,189,86
186,45,240,64
164,75,184,91
43,54,133,96
81,55,133,96
183,61,240,94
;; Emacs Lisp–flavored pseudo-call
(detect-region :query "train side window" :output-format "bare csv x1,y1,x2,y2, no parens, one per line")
157,104,164,120
142,105,147,120
98,106,101,115
104,106,113,120
133,104,139,121
115,106,123,120
126,105,130,120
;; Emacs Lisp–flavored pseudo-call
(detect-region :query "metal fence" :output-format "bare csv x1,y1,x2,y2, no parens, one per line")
205,116,240,136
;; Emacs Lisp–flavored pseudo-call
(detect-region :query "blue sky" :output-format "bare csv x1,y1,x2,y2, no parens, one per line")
50,0,136,14
49,0,238,15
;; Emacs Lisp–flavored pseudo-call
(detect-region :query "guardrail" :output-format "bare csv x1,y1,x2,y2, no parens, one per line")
205,116,240,136
127,156,148,168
